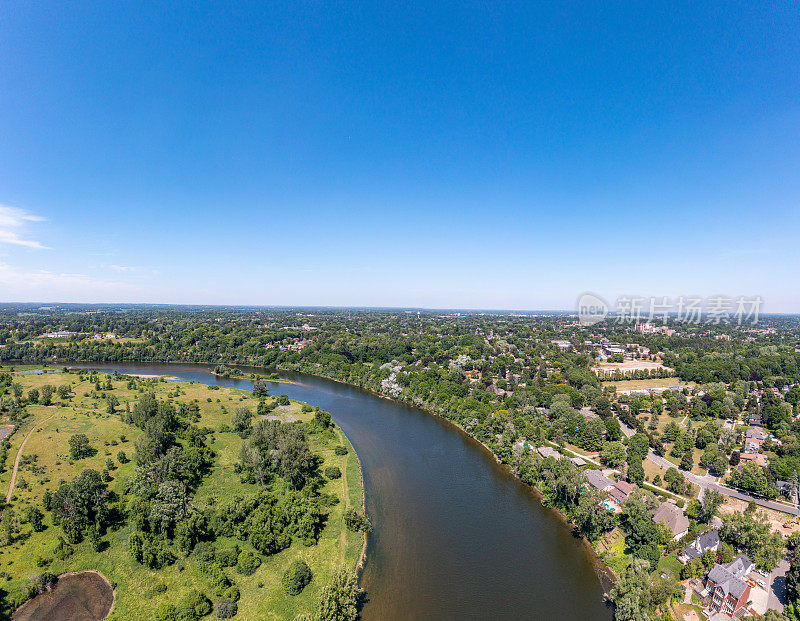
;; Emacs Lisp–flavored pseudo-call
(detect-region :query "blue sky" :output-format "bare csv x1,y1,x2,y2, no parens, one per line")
1,1,798,310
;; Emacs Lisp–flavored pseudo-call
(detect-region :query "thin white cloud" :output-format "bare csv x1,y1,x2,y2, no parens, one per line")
0,204,49,249
106,264,160,276
0,262,136,301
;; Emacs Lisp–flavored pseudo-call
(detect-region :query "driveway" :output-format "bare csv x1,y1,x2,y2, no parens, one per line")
768,559,789,613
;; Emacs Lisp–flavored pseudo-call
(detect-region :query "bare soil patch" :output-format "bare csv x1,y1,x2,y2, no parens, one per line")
12,571,114,621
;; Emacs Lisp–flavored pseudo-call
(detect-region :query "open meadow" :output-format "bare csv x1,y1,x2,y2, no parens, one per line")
0,368,365,620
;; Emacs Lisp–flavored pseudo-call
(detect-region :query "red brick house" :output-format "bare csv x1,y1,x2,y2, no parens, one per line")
706,555,754,617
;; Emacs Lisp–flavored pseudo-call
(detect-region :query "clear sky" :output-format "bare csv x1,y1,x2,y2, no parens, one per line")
1,2,798,311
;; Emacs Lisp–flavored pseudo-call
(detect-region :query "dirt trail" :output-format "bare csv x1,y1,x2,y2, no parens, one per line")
338,429,351,565
5,411,57,504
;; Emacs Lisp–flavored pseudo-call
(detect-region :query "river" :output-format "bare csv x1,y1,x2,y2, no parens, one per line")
66,362,612,620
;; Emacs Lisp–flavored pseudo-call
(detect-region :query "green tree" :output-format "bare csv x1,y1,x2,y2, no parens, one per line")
699,490,726,523
680,449,694,472
316,568,364,621
68,433,93,460
608,558,652,621
601,442,627,467
40,384,54,406
787,553,800,605
232,407,252,437
178,589,211,621
282,560,312,595
605,418,622,441
50,469,111,543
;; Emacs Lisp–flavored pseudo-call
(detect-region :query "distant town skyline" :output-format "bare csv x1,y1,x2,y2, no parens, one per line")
1,3,798,311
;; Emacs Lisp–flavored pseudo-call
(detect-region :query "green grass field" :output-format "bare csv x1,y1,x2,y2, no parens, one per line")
0,370,365,620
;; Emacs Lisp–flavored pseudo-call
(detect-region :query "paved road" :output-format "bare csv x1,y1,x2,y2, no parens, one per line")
616,416,798,515
646,449,800,516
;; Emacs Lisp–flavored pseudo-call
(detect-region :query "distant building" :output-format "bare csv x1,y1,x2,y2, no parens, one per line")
745,427,768,441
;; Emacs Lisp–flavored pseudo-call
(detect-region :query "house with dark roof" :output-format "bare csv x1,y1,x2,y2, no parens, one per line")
746,427,767,440
679,529,720,563
585,469,614,492
652,502,689,541
537,446,561,459
706,555,754,617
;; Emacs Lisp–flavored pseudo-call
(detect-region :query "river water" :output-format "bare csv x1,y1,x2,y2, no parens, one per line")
66,362,612,620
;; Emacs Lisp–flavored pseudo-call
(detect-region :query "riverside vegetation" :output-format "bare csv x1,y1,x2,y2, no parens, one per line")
0,368,367,620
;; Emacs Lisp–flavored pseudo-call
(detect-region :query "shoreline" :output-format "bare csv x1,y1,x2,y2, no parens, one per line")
271,363,618,588
338,426,369,578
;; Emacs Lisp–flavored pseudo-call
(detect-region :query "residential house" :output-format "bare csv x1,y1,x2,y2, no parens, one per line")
570,456,587,467
679,529,720,563
738,452,768,467
579,407,598,421
537,446,561,460
608,480,635,505
706,555,755,617
652,502,690,541
585,470,614,492
744,436,764,454
745,427,768,441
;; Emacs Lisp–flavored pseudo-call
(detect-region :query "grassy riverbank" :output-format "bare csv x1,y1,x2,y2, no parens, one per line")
0,369,365,620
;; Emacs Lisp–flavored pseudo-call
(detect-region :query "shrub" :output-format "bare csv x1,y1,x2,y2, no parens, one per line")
24,572,57,600
155,603,178,621
53,536,73,560
324,466,342,480
178,589,212,620
282,560,312,595
215,598,238,618
224,585,240,602
216,544,240,567
236,550,261,576
343,509,371,533
316,568,363,620
333,446,348,456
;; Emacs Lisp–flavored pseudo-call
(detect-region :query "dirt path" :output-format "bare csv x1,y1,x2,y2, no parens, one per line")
5,412,57,504
337,429,351,565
